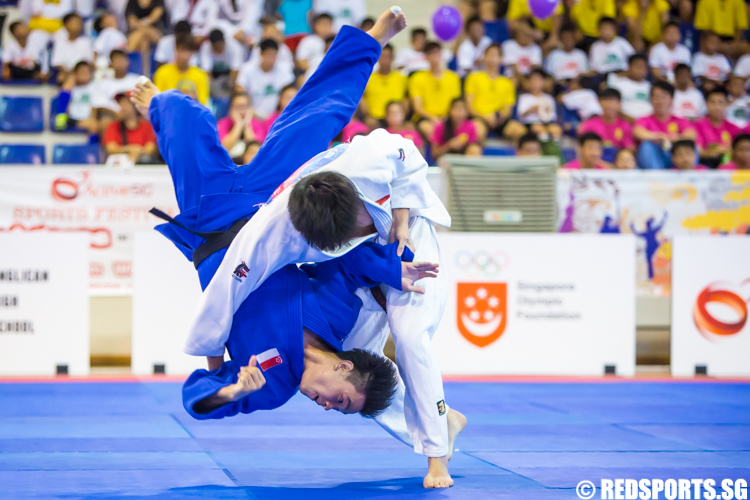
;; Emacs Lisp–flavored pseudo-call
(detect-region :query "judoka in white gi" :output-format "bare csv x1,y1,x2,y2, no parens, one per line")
131,7,465,489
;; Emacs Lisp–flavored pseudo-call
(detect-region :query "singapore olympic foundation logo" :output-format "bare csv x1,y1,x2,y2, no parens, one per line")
693,279,750,342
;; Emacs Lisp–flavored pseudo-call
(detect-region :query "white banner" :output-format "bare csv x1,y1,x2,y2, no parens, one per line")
0,167,179,295
131,231,204,375
432,233,636,376
671,235,750,377
556,170,750,297
0,233,89,375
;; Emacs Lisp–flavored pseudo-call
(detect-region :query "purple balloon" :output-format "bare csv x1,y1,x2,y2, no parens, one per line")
528,0,560,20
432,6,462,42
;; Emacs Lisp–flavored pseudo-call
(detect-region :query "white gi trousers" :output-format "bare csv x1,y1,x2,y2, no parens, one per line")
343,215,449,457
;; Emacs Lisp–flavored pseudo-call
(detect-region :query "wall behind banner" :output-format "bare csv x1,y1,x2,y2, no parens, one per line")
556,170,750,297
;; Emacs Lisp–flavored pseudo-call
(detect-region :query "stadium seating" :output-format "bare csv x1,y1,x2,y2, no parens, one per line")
0,145,46,164
52,144,101,164
128,52,144,76
0,96,45,132
49,96,89,134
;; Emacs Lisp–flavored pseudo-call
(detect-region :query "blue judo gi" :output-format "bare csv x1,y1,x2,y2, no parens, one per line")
149,25,381,290
146,27,395,419
182,242,410,420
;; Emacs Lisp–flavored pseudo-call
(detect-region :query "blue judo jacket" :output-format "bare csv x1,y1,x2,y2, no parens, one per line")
182,241,411,420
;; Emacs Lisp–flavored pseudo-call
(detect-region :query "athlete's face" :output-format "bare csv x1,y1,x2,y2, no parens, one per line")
299,361,365,414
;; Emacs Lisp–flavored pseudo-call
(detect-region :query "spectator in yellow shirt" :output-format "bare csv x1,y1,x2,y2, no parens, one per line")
407,41,462,140
363,44,407,125
571,0,616,51
464,44,526,142
153,37,210,105
507,0,563,52
622,0,670,52
695,0,748,56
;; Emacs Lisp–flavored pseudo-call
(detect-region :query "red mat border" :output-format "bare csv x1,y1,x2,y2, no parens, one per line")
0,375,748,383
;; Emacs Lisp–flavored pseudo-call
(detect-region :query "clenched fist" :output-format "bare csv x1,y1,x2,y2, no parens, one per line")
228,355,266,401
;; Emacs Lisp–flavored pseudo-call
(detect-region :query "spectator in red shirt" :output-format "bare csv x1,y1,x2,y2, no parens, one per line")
384,101,424,154
431,98,479,159
695,88,742,169
103,93,158,164
634,80,696,169
578,88,635,151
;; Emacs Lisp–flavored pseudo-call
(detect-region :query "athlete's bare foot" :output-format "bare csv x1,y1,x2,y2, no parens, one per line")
366,7,407,48
446,409,467,461
424,456,453,489
130,78,159,120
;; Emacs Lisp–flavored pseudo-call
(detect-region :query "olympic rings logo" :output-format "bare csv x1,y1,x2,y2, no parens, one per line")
454,250,510,278
693,280,750,342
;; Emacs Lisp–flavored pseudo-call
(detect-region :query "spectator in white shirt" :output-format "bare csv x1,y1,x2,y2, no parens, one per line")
201,29,244,98
545,25,589,84
1,21,49,81
92,49,141,118
692,32,733,90
394,27,426,73
648,22,692,82
313,0,366,32
734,52,750,80
671,63,706,120
92,13,127,70
154,20,192,65
235,39,295,118
501,20,543,85
54,61,99,133
51,13,94,84
589,17,635,75
187,0,220,42
303,35,335,83
295,13,333,72
517,68,562,140
456,16,492,77
726,74,750,129
607,54,653,120
250,20,294,72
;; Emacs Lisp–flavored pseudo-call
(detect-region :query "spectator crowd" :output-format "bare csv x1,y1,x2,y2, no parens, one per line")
1,0,750,170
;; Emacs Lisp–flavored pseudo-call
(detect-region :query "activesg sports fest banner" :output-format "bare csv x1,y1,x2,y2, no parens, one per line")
0,167,179,295
556,170,750,297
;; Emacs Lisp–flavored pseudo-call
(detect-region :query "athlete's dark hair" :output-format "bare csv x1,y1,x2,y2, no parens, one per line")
289,171,360,251
335,349,399,418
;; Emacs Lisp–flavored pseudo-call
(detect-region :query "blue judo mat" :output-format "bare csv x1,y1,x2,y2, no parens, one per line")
1,380,748,499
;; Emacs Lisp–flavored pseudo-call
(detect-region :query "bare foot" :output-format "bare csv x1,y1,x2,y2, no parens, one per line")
423,456,453,489
130,78,159,120
447,409,467,461
366,7,407,48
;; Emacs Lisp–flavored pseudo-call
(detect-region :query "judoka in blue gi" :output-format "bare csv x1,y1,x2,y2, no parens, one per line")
132,8,463,489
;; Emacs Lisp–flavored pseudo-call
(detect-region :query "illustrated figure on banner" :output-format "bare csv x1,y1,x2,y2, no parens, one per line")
630,213,667,280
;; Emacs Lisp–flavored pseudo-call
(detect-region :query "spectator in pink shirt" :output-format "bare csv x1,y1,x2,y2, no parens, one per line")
695,88,742,169
578,88,635,151
720,134,750,170
671,140,708,170
384,101,424,154
340,119,370,143
431,98,479,159
217,92,269,164
264,84,299,132
563,133,612,169
634,80,697,169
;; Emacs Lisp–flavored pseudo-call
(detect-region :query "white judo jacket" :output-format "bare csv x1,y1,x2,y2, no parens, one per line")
184,129,451,357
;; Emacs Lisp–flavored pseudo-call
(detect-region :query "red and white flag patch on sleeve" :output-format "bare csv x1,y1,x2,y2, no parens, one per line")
257,348,283,371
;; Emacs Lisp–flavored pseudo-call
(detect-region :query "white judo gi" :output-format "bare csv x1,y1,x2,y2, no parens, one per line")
184,129,452,457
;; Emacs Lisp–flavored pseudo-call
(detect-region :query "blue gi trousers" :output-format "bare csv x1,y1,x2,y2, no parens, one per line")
150,26,381,289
